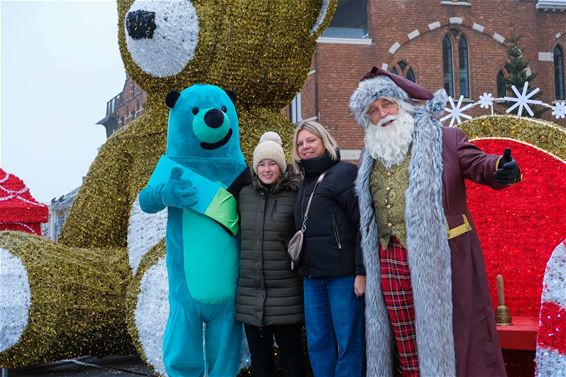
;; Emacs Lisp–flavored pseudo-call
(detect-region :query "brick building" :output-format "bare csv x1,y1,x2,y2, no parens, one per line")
288,0,566,160
101,0,566,158
97,76,147,138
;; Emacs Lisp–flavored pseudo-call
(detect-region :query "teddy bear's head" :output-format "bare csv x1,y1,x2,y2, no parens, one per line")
117,0,336,108
165,84,242,160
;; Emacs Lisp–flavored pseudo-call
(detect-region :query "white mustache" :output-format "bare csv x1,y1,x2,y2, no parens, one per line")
376,114,399,127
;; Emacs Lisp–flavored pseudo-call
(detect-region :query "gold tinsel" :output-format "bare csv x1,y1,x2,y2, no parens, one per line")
0,232,133,367
460,115,566,160
0,0,337,370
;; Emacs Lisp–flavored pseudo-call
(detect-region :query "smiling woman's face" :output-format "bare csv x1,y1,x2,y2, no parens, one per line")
257,159,281,185
296,130,325,160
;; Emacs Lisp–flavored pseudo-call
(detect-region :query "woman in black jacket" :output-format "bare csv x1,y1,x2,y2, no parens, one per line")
236,132,305,377
292,121,365,377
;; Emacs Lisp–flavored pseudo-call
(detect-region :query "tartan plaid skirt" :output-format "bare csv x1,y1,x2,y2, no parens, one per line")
379,236,420,377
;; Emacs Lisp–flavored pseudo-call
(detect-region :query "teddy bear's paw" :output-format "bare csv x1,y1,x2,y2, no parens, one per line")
128,196,168,275
0,231,133,367
0,247,31,355
127,251,169,376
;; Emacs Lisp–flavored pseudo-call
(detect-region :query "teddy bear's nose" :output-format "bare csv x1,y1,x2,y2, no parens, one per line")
204,109,224,129
126,9,157,40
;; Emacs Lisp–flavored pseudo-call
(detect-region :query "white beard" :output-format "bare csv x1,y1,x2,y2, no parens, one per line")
364,109,415,169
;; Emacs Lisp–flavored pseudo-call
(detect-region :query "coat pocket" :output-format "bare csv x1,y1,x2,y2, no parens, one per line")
331,213,343,251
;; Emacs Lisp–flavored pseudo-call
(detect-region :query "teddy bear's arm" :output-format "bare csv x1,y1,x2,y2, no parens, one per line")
59,137,133,249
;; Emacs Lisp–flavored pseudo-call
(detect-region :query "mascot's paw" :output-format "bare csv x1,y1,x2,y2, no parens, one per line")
161,168,199,209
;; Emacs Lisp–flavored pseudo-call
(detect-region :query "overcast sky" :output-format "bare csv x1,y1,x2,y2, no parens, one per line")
1,0,125,203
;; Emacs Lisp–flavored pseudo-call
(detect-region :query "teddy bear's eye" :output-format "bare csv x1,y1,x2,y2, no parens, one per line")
192,107,199,115
221,106,227,113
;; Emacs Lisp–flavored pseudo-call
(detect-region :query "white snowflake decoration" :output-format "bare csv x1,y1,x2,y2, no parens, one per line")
479,93,494,109
504,81,544,117
551,101,566,119
440,95,474,127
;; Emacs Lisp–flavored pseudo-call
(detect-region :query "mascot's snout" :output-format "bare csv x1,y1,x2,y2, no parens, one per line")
204,109,224,129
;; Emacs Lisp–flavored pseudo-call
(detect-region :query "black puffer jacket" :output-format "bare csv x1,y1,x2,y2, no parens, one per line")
236,167,304,326
294,151,364,278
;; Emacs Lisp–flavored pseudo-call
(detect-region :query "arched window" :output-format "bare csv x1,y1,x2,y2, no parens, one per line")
459,36,470,98
497,70,507,98
406,68,416,83
443,35,454,97
390,61,417,82
554,45,565,100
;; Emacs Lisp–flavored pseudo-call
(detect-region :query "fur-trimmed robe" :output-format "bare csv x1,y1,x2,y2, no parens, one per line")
355,108,507,377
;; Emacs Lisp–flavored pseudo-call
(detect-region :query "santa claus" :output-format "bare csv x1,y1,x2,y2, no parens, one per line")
350,67,521,377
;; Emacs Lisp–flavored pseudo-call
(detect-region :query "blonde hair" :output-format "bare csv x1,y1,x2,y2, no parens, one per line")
292,120,338,171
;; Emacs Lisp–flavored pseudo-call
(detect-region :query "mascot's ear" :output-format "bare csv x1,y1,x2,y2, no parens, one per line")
165,91,181,108
225,90,237,105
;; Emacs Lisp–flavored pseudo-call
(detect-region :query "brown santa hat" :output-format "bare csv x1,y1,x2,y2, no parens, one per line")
349,66,434,128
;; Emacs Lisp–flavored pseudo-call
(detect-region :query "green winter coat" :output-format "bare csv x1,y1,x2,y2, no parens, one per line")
236,167,304,326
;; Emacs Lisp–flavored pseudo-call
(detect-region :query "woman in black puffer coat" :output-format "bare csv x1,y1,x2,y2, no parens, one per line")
292,121,365,377
236,132,305,377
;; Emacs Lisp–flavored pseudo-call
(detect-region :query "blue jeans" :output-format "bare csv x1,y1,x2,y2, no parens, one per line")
303,275,365,377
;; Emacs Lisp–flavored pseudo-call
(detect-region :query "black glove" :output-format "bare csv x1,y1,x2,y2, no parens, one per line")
493,148,521,184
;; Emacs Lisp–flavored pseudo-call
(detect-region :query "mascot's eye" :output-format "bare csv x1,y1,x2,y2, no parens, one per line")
192,107,199,115
125,0,200,78
221,106,227,113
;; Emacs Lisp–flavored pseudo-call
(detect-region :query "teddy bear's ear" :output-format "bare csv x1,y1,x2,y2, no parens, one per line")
225,90,237,105
165,91,181,108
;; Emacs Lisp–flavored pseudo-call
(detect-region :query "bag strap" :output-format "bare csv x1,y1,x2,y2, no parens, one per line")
301,171,326,231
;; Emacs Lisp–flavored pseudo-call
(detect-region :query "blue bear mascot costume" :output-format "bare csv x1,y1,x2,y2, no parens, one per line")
139,84,250,376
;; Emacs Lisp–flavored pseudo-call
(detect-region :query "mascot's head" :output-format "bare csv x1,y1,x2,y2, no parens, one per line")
165,84,243,161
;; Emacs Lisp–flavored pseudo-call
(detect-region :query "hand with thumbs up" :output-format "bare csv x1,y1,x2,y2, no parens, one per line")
160,167,199,208
493,148,521,185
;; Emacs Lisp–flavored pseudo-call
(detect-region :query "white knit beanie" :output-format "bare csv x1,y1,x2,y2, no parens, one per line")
253,131,287,174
